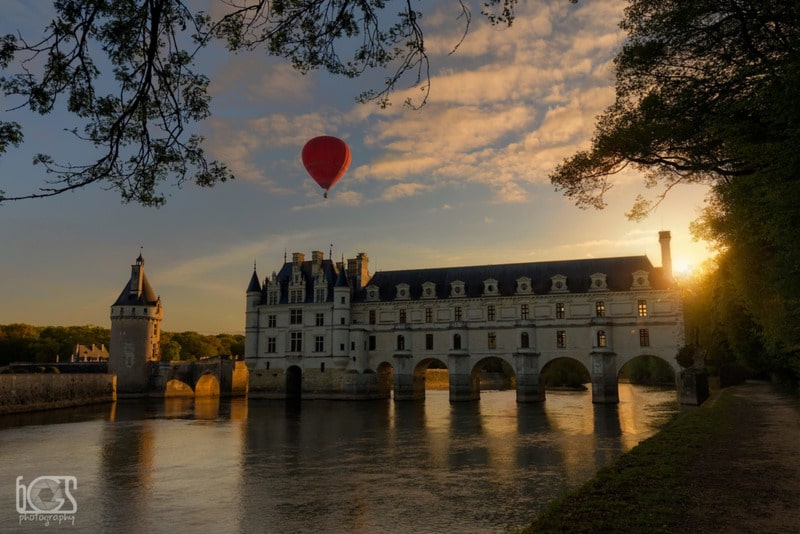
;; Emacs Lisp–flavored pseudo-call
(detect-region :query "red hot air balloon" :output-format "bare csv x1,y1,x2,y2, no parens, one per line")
301,136,351,198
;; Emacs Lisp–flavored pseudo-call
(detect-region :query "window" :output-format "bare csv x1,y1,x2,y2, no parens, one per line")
399,309,406,323
315,313,324,326
267,337,276,353
556,302,565,319
320,362,326,372
488,332,497,349
454,306,462,322
521,304,529,320
595,301,605,318
290,332,302,352
290,289,303,303
487,305,496,321
340,317,345,325
557,330,566,348
268,292,278,305
131,307,136,316
397,335,405,351
425,307,433,323
315,335,324,352
315,288,326,303
638,300,648,317
426,333,433,350
290,309,302,325
521,332,529,349
268,314,277,328
369,336,376,350
341,296,346,304
369,310,376,325
597,330,607,348
639,329,650,347
453,333,462,350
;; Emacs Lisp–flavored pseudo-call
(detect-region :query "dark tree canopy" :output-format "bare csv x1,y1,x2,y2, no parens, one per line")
551,0,799,219
0,0,521,206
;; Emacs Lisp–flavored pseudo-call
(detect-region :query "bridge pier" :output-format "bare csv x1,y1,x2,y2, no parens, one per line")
591,351,619,404
514,351,544,402
448,352,479,402
393,352,422,400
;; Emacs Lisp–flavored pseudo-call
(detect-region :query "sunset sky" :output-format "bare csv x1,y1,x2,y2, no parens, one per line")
0,0,714,334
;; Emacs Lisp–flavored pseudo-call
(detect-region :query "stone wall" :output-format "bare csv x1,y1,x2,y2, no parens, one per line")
0,374,116,415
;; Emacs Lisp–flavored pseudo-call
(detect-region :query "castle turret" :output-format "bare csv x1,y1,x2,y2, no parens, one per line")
245,267,262,362
109,254,163,396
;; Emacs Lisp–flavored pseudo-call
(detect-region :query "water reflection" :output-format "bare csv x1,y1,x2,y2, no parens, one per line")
0,386,677,533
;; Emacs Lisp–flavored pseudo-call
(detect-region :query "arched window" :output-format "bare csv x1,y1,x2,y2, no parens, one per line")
397,335,405,351
521,332,530,349
453,333,462,350
597,330,607,348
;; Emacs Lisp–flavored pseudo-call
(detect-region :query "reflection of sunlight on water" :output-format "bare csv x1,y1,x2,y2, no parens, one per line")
618,382,678,450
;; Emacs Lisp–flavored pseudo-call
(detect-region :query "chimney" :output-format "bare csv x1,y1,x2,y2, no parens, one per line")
311,250,324,277
347,252,370,290
659,231,673,282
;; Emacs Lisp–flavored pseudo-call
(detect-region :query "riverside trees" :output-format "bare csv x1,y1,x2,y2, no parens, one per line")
550,0,800,386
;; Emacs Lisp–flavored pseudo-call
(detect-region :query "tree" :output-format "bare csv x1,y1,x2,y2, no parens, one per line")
550,0,800,386
0,0,520,206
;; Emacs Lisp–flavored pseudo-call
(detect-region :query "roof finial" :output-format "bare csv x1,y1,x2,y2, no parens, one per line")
330,243,333,260
284,248,287,263
253,259,257,272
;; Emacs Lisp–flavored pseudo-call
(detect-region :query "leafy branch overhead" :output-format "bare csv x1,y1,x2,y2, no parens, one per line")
0,0,520,206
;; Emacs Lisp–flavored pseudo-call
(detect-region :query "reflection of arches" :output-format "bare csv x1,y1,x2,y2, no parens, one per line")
618,354,676,385
377,362,393,398
286,365,302,400
195,374,221,397
165,379,194,397
540,357,590,390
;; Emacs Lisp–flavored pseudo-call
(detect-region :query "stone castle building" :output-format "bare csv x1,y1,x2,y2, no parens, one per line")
245,232,685,403
109,253,163,395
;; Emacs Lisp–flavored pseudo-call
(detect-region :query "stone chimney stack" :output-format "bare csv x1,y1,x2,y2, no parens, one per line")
311,250,324,277
347,252,370,291
659,231,673,282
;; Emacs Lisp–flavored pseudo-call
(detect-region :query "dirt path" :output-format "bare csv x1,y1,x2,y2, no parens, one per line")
681,381,800,533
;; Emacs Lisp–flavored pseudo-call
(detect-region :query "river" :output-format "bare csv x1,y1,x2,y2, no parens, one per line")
0,384,678,533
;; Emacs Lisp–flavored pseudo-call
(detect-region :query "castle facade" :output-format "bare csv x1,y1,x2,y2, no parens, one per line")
245,232,685,403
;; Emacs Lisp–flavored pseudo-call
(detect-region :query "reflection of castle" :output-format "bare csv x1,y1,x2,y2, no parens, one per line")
245,232,685,403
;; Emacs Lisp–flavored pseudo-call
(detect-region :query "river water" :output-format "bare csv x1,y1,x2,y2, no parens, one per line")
0,385,678,533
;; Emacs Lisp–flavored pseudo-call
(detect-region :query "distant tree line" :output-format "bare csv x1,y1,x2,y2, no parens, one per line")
0,324,244,366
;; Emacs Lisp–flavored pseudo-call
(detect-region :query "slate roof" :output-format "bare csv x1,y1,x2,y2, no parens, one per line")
356,255,667,302
112,275,159,306
246,270,262,293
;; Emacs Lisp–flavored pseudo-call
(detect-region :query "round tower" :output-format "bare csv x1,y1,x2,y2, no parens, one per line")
109,254,163,396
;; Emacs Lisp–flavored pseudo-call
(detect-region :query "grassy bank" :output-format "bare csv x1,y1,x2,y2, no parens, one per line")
520,389,737,533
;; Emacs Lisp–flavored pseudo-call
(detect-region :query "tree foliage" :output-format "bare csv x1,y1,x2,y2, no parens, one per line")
0,0,520,205
551,0,800,387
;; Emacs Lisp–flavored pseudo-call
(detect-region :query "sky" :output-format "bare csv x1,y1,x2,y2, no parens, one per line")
0,0,714,334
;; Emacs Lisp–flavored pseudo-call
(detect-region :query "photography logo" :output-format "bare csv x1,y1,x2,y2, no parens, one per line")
16,475,77,526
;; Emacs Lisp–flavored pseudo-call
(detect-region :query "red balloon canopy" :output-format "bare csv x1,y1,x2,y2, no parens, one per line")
301,136,351,197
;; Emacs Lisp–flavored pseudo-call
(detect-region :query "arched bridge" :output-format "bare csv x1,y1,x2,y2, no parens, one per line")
149,356,248,397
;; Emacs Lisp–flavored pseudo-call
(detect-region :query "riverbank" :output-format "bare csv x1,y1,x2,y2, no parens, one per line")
521,381,800,533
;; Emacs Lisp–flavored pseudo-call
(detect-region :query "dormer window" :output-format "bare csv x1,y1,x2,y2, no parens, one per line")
483,278,499,296
590,272,608,291
631,270,651,289
550,274,568,293
396,283,410,300
450,280,466,298
422,281,437,299
516,277,533,295
365,284,380,302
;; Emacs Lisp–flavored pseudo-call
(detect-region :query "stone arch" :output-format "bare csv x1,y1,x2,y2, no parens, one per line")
195,373,220,397
539,357,591,396
165,379,194,397
286,365,302,400
411,357,448,399
618,354,677,386
471,356,516,391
